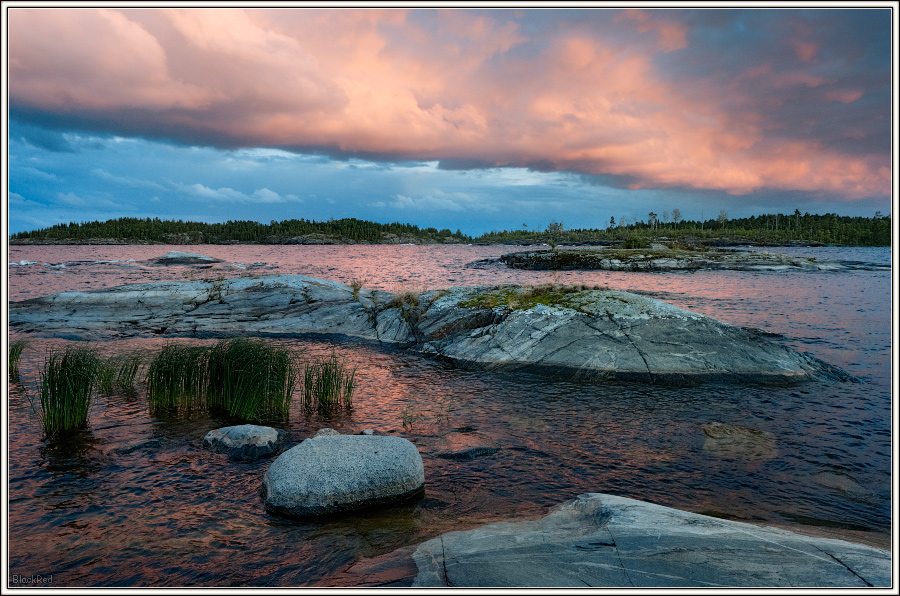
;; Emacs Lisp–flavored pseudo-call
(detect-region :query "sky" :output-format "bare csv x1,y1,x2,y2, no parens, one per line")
4,5,896,237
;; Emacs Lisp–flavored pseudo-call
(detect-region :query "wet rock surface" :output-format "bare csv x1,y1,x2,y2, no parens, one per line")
9,274,853,385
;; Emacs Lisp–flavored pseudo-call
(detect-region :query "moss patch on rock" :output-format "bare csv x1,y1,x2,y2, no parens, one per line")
456,283,611,313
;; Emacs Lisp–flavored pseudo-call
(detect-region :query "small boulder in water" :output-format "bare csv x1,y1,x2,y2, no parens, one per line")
263,435,425,518
203,424,285,461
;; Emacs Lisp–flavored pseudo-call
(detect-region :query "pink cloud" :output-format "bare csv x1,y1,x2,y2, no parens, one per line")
794,41,819,62
7,9,890,200
824,89,864,103
616,10,688,52
9,9,210,110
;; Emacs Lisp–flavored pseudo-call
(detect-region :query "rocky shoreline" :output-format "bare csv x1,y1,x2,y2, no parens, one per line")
6,236,848,247
9,268,852,385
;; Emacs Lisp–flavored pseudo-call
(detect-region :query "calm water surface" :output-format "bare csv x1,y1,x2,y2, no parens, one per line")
6,244,893,586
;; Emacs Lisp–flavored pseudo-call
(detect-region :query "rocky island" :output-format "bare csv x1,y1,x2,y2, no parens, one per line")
498,245,890,272
9,271,851,385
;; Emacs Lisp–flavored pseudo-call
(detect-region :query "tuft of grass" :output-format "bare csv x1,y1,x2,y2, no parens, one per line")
9,339,28,382
401,401,419,428
205,338,297,421
302,351,355,416
386,290,420,310
350,278,367,300
97,355,143,395
36,346,100,438
145,344,210,414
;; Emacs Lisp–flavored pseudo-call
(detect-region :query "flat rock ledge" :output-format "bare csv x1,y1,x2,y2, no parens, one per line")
203,424,285,461
263,435,425,518
8,274,852,385
396,493,890,588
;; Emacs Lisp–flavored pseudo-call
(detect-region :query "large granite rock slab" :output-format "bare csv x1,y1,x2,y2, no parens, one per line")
263,435,425,518
8,275,852,385
203,424,285,461
407,493,891,588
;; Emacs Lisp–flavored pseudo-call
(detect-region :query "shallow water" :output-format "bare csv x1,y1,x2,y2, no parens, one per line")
6,244,893,586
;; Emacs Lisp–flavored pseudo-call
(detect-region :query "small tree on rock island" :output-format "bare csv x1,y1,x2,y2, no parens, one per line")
609,216,616,229
648,212,658,230
672,208,681,230
717,209,728,229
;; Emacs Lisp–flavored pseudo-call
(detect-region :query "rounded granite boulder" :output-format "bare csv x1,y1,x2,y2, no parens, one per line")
263,435,425,518
203,424,285,462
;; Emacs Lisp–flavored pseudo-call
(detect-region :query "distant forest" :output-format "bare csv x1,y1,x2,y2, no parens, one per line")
9,210,892,246
475,210,892,247
10,217,470,245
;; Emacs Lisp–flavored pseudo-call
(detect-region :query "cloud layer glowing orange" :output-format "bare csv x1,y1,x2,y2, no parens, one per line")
8,8,890,199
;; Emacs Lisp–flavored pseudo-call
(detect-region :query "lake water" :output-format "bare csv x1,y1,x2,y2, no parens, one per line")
5,244,894,586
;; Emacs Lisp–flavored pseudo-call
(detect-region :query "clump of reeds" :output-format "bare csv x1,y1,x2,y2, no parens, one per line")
302,351,355,415
9,339,28,382
145,344,210,414
97,355,143,395
206,338,297,421
37,346,100,438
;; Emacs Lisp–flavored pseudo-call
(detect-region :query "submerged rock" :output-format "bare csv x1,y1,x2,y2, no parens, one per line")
8,274,852,385
263,435,425,518
810,470,878,504
203,424,285,461
403,493,891,587
701,422,778,460
434,431,500,460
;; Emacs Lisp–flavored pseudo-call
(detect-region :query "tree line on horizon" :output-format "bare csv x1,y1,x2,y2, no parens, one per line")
9,210,891,246
478,209,891,247
10,217,470,245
